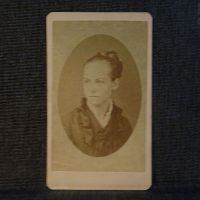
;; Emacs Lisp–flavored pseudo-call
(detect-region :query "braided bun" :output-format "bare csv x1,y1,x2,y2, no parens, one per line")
86,50,123,80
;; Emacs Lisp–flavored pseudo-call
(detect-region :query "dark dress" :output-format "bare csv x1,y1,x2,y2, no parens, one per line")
64,98,132,157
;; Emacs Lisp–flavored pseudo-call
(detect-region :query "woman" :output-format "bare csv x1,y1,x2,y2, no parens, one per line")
65,50,132,157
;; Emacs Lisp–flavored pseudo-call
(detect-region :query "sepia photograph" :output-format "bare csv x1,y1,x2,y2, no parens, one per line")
47,12,152,190
59,35,142,157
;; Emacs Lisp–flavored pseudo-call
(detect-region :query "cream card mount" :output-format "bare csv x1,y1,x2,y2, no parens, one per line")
47,12,152,190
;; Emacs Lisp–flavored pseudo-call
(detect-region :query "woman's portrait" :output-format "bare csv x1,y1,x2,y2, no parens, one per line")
58,34,142,157
65,50,133,157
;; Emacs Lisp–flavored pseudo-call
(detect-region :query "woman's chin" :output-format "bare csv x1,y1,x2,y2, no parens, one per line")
87,98,102,106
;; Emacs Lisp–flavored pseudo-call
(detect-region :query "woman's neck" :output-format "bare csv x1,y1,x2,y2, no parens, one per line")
87,98,112,119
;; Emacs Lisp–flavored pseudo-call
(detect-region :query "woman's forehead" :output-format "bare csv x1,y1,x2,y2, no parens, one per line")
83,60,112,77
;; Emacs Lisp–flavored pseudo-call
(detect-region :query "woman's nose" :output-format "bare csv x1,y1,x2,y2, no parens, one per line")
89,83,97,93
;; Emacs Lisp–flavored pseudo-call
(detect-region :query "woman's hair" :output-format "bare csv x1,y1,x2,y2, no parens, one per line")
85,50,123,81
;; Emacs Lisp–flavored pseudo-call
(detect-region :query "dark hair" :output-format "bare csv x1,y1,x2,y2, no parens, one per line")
85,50,123,81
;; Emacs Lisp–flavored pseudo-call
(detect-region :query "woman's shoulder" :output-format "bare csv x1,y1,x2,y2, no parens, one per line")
68,106,82,117
62,106,81,128
66,104,91,128
68,98,87,118
113,104,132,132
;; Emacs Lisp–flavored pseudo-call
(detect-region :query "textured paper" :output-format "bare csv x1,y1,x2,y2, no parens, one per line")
47,12,152,190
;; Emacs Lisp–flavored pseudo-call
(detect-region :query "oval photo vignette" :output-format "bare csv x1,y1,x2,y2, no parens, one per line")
58,34,142,157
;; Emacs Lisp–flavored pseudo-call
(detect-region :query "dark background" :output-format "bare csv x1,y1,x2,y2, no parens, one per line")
0,0,200,199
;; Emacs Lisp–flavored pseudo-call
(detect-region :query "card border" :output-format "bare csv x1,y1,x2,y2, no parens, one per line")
47,12,152,190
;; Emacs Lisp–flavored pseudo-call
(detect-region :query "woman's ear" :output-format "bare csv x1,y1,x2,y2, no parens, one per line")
112,78,120,90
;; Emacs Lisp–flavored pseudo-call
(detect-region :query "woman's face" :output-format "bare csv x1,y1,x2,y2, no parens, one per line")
83,60,119,106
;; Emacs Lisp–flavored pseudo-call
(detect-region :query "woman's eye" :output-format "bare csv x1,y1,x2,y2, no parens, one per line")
96,79,104,83
84,79,90,83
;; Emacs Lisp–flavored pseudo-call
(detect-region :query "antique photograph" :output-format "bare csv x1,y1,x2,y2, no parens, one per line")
64,50,134,157
59,34,142,157
47,12,152,190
